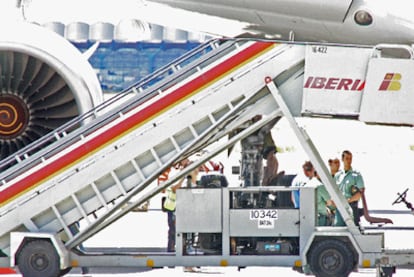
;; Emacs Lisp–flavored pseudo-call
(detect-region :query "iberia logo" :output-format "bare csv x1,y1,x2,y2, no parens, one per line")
378,73,401,91
303,77,365,91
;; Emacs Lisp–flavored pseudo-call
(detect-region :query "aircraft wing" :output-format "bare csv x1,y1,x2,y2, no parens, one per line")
148,0,353,25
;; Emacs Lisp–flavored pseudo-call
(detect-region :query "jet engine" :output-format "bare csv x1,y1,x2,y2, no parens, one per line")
0,22,103,160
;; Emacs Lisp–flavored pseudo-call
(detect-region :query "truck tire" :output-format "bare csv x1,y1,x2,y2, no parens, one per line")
17,240,60,277
308,239,354,277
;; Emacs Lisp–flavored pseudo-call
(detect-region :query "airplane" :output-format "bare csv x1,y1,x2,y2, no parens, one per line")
146,0,414,45
2,0,414,161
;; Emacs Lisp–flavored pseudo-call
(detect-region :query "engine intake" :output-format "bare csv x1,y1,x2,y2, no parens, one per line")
0,22,103,160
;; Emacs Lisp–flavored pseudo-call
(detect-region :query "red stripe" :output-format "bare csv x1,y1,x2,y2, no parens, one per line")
0,41,274,206
0,268,17,274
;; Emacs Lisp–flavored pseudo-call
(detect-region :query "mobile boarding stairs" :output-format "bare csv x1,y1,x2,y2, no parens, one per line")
0,39,414,277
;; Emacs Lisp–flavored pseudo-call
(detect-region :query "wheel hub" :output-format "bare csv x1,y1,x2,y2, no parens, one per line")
322,251,340,269
321,249,342,272
30,253,49,271
0,94,29,140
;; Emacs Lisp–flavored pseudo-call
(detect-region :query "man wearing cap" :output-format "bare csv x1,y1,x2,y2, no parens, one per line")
328,158,340,177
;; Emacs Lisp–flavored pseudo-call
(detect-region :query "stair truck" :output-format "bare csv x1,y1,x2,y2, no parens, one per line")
1,39,414,277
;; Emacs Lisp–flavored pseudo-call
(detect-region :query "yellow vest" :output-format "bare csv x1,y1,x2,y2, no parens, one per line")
163,187,176,211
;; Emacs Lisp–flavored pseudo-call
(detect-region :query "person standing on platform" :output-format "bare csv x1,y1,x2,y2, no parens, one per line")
334,150,365,227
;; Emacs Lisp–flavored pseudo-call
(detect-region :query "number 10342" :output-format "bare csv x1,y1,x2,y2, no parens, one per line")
249,209,278,220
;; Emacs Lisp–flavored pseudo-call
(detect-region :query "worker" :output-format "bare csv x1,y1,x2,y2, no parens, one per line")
163,158,199,272
291,161,315,208
261,144,279,186
164,179,182,252
311,171,335,226
163,158,191,252
334,150,365,227
260,116,281,186
328,157,340,177
240,116,279,187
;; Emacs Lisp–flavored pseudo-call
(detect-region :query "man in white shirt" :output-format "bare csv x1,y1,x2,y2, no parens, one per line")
291,161,315,208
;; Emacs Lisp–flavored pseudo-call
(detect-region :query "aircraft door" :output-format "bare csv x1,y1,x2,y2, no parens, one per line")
359,46,414,125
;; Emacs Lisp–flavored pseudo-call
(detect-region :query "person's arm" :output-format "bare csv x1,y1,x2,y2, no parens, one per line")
347,191,361,203
171,177,185,193
356,173,365,192
290,176,300,207
262,166,271,186
263,155,279,185
348,172,364,202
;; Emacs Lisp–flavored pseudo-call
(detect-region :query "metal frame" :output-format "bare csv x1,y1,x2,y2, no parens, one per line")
4,40,414,277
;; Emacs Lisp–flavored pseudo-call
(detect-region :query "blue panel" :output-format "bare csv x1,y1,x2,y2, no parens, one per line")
72,40,201,93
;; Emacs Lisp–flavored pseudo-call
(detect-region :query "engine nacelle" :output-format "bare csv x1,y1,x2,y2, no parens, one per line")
0,22,103,160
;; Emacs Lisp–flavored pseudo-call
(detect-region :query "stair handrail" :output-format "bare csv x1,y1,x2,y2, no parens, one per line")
0,39,245,182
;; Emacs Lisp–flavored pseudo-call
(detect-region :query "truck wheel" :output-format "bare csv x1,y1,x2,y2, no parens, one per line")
17,240,60,277
308,239,354,277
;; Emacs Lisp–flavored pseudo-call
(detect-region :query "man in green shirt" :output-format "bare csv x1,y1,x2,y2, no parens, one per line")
311,172,334,226
293,162,333,226
334,150,365,226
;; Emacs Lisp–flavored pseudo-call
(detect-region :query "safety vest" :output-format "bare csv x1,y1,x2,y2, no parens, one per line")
163,187,176,211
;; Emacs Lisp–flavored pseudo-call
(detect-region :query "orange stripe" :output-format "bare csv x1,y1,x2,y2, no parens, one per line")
0,41,275,206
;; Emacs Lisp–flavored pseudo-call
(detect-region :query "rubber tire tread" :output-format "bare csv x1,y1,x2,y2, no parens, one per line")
308,239,354,277
17,240,60,277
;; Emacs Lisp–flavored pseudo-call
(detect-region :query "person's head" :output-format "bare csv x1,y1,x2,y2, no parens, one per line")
302,161,314,178
341,150,353,171
328,158,340,175
262,146,277,160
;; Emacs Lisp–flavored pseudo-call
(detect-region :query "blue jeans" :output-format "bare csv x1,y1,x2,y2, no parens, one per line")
167,211,176,252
